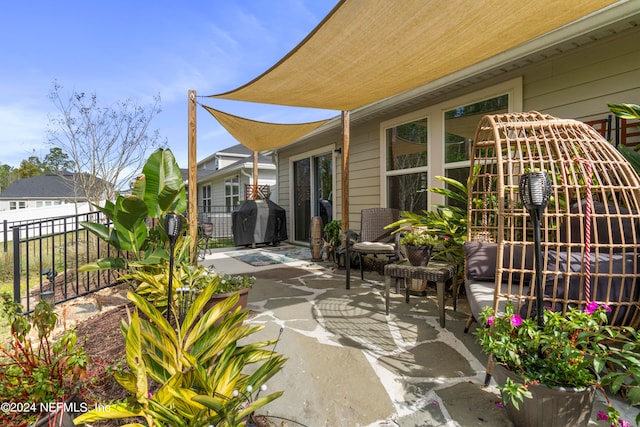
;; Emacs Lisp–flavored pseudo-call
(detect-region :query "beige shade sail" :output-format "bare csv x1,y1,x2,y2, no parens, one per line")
209,0,618,111
202,105,331,152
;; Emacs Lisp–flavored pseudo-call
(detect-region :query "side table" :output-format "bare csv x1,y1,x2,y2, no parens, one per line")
383,261,458,327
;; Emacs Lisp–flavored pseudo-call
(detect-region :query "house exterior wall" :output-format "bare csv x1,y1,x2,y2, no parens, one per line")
197,166,277,210
276,25,640,241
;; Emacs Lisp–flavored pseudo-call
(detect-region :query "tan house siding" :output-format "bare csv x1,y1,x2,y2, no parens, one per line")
276,22,640,243
523,27,640,121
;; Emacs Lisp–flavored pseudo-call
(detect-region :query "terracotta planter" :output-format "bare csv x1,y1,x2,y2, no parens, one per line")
203,286,252,315
493,361,596,427
404,245,433,266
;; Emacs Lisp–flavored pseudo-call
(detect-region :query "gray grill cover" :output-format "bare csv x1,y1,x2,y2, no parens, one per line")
232,200,288,246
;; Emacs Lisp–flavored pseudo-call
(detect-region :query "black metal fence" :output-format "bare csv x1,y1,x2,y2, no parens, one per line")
10,211,120,313
197,205,234,248
5,206,237,312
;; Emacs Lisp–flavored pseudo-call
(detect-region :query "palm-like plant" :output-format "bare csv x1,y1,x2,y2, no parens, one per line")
609,103,640,174
74,285,286,426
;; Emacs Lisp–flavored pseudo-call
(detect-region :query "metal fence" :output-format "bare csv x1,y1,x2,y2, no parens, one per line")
6,207,238,312
197,205,234,247
9,211,122,313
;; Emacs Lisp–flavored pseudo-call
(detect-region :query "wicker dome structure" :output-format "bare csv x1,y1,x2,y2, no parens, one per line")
464,112,640,329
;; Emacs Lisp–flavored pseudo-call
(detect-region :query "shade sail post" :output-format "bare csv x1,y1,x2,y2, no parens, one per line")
341,110,350,236
188,90,198,263
253,150,259,192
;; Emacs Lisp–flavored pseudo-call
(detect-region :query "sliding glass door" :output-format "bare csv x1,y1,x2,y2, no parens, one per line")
293,152,333,242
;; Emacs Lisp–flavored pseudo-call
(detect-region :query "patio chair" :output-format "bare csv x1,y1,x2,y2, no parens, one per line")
197,222,214,260
345,207,399,289
463,111,640,330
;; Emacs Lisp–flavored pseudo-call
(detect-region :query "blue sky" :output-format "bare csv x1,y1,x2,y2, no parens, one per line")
0,0,338,169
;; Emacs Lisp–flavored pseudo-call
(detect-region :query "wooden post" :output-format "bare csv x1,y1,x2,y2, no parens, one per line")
188,90,198,263
253,150,258,198
341,110,350,233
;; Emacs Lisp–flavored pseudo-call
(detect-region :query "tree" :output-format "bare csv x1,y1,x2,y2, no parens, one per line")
16,156,43,178
0,163,17,192
42,147,73,172
47,81,164,206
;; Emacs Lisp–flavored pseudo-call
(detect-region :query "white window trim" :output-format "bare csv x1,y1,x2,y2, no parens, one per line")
380,77,523,208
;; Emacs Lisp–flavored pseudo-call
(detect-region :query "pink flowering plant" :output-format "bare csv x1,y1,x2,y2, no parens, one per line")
476,302,640,426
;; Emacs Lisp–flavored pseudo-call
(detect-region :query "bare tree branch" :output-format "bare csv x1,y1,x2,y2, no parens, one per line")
47,80,165,205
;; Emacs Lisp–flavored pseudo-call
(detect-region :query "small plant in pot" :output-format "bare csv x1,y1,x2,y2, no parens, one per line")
323,219,342,263
399,229,441,266
475,302,640,427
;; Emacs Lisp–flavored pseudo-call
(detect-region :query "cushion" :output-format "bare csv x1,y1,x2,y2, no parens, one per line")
464,241,534,282
465,279,531,320
352,241,395,253
540,250,639,325
558,199,640,251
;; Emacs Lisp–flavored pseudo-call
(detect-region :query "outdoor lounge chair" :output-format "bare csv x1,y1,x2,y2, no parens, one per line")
463,112,640,333
462,111,640,386
345,207,399,289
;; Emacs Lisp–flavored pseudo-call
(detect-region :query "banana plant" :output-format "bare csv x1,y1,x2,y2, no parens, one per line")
79,148,187,272
74,285,286,426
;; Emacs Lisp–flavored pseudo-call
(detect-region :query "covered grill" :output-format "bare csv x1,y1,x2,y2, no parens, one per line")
232,199,287,247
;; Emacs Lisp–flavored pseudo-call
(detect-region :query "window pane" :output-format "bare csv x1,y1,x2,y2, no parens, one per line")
444,94,508,163
387,172,427,213
445,167,470,210
386,118,428,171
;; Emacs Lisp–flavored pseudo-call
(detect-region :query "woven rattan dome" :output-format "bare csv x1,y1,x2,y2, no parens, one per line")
466,112,640,328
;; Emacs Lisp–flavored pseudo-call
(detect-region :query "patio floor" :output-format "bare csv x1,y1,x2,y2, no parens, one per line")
202,244,638,426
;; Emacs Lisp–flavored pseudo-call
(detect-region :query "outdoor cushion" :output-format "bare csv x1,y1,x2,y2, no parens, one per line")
464,241,534,282
352,241,395,253
465,279,530,320
558,199,640,251
542,250,639,325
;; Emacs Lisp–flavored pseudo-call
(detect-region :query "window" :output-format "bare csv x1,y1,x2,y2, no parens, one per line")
385,117,428,212
444,94,509,209
382,79,521,214
202,185,211,213
9,201,26,210
225,176,239,212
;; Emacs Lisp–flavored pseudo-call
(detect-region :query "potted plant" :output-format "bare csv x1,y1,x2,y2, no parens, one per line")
398,228,440,266
126,256,255,318
475,302,640,427
323,219,342,264
198,270,255,314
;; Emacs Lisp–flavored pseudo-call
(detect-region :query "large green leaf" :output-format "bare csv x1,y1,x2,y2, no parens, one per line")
73,402,142,422
79,221,111,242
618,144,640,176
608,103,640,120
77,257,126,272
133,148,186,218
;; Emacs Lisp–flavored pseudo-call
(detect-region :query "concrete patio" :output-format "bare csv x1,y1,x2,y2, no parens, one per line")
200,244,637,427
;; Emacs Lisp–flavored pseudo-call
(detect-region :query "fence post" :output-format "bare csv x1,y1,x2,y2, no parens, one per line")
13,227,20,303
3,220,7,252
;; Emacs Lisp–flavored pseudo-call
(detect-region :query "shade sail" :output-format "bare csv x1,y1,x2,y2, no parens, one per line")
202,105,331,152
209,0,618,111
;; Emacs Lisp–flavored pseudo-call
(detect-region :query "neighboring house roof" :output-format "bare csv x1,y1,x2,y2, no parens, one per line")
198,144,255,167
217,144,252,156
197,153,275,182
0,173,104,199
